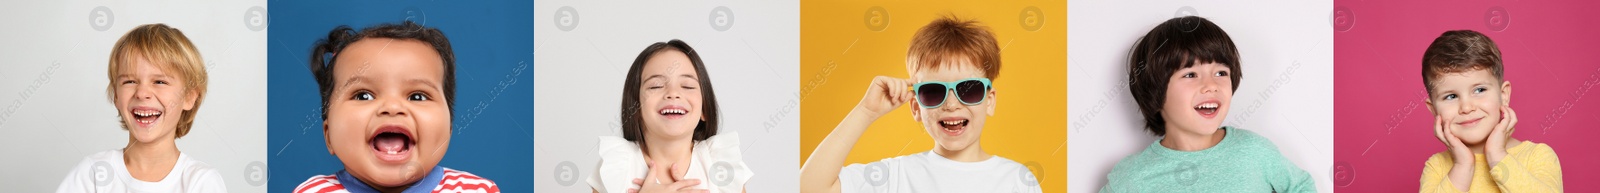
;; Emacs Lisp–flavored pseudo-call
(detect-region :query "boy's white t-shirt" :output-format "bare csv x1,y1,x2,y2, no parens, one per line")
56,149,228,193
839,151,1042,193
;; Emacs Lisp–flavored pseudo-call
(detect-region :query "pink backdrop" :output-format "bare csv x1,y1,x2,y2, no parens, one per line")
1334,0,1600,192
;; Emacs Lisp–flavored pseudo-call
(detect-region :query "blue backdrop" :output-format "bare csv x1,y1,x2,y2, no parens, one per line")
266,1,534,192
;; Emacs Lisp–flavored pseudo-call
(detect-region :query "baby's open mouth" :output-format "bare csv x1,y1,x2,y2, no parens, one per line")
130,107,162,127
1195,101,1220,118
369,125,415,163
938,118,968,136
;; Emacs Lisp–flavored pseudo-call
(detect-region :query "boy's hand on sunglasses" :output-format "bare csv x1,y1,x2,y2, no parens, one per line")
854,76,914,119
1484,105,1516,167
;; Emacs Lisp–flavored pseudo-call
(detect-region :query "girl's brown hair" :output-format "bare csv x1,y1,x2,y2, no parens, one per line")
620,39,720,154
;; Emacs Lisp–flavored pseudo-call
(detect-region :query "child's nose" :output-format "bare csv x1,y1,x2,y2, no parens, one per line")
664,87,682,99
1457,98,1476,115
133,84,155,100
1200,76,1221,93
378,98,409,116
941,89,964,110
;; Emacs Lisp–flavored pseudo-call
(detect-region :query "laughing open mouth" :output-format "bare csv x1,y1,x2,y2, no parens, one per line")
1195,101,1220,118
130,107,162,127
938,118,968,136
659,106,689,119
369,125,415,162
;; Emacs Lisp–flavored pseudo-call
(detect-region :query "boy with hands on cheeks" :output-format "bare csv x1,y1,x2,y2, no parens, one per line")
1419,30,1561,193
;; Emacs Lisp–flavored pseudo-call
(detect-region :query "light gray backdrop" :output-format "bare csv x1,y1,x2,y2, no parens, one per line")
0,1,268,192
1067,1,1334,192
534,0,800,192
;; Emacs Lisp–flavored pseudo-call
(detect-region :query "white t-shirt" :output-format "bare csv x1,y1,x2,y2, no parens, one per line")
56,149,227,193
587,132,752,193
839,151,1041,193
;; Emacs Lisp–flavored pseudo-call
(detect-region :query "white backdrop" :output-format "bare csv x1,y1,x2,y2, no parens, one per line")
534,0,800,192
1067,1,1333,192
0,1,267,192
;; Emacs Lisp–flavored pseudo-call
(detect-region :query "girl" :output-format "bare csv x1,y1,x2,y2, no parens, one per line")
587,40,751,193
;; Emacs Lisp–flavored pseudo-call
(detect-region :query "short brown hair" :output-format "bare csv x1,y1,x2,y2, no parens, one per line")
1421,30,1503,94
1127,16,1241,136
107,23,208,138
907,14,1001,80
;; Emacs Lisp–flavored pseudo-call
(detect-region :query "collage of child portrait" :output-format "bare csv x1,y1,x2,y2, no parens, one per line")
0,0,1594,192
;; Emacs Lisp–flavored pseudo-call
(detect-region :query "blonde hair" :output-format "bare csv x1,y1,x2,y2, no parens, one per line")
106,23,207,138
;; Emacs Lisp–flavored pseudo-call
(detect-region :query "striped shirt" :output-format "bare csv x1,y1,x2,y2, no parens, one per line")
294,166,499,193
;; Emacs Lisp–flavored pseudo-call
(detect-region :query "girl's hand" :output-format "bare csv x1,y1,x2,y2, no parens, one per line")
853,76,914,119
628,161,708,193
1437,116,1473,167
1484,105,1517,167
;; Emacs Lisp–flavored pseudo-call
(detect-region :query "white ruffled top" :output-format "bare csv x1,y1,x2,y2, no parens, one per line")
587,132,752,193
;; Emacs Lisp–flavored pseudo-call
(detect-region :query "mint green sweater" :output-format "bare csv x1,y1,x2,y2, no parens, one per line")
1101,127,1316,193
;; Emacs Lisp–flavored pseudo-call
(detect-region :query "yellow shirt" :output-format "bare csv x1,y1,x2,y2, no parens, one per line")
1419,141,1563,193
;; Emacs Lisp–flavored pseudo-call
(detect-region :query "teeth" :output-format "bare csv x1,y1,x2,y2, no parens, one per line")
660,109,686,114
1195,103,1219,109
132,110,161,117
941,120,966,125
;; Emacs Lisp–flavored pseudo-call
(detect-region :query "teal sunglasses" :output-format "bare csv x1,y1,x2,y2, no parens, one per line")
911,78,992,108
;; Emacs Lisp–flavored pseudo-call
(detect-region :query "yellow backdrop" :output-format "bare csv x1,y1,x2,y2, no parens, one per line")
799,0,1067,192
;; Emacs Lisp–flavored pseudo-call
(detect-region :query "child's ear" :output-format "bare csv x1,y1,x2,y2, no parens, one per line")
182,90,199,111
323,122,335,156
1423,97,1435,115
1500,80,1513,105
911,103,922,122
986,89,996,116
